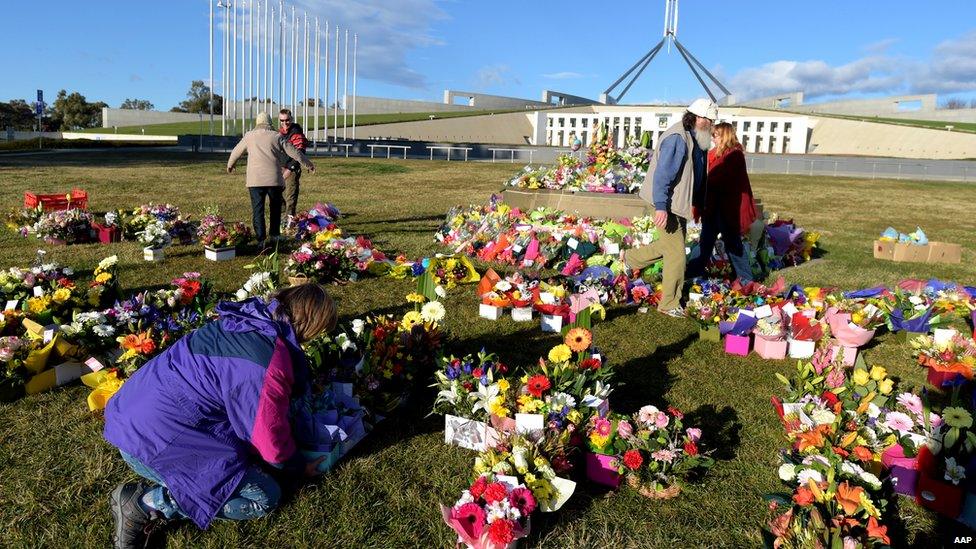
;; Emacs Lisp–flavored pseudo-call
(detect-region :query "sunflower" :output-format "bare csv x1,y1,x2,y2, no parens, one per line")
943,406,974,429
564,328,592,353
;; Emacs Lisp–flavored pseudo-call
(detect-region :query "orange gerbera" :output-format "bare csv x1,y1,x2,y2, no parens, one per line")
852,446,873,462
564,328,592,353
866,516,890,545
835,482,864,515
121,331,156,355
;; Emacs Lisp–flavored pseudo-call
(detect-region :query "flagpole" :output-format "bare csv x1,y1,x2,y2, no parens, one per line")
232,1,237,134
270,5,275,114
313,17,319,151
342,29,348,140
291,6,297,115
352,33,357,141
333,25,339,142
303,12,309,128
209,0,214,137
324,23,330,144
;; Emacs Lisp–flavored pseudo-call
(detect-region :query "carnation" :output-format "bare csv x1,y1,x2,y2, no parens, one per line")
486,518,516,545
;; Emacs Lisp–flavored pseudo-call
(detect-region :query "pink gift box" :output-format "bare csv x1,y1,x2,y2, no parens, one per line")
754,335,787,360
828,341,857,366
584,452,621,488
882,444,918,470
724,334,751,356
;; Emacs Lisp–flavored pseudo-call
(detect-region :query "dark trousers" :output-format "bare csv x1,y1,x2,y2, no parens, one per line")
249,186,283,243
687,212,753,283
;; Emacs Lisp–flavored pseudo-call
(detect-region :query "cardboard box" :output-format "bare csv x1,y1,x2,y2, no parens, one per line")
873,240,962,265
927,241,962,264
873,240,894,260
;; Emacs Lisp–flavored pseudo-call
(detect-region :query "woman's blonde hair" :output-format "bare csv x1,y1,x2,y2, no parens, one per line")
272,284,337,342
712,122,740,156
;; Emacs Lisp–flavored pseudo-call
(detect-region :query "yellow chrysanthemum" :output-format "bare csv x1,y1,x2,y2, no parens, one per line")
405,293,426,303
95,272,112,284
548,344,572,364
496,379,510,392
52,288,72,304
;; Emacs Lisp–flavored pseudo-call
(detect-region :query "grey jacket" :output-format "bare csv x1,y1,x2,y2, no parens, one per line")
227,125,312,188
637,122,699,221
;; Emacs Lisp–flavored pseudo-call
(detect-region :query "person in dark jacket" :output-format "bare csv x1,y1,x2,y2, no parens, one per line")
106,284,336,548
278,109,309,220
686,122,758,283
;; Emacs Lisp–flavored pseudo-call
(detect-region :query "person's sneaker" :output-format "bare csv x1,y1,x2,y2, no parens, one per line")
659,307,686,318
111,481,167,549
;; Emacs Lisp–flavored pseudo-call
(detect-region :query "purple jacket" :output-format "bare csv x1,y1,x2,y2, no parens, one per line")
104,298,308,528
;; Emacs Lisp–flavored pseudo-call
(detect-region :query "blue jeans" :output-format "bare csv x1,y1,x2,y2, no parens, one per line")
687,212,754,283
249,186,283,243
120,451,281,521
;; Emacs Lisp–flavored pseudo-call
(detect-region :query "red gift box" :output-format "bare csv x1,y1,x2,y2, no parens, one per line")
916,473,963,518
91,222,120,244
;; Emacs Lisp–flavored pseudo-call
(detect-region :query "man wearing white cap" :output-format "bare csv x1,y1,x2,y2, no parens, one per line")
227,112,315,250
624,98,717,317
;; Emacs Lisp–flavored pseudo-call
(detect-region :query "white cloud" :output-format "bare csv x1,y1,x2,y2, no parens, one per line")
730,30,976,101
911,30,976,94
542,71,586,80
225,0,447,90
474,64,519,89
730,56,902,101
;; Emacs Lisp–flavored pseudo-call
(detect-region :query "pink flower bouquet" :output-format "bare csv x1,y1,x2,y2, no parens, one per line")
440,474,533,549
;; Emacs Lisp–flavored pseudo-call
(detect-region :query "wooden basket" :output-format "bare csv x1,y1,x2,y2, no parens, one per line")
288,274,311,286
626,475,682,500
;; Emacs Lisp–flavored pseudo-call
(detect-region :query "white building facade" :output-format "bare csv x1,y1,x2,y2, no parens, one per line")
542,109,810,154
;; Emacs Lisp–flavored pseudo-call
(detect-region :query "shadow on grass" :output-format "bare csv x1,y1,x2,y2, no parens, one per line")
610,332,695,415
683,404,742,462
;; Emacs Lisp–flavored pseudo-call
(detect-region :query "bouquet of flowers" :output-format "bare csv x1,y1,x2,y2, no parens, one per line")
196,213,251,249
31,208,94,243
474,434,576,512
440,473,533,549
60,311,119,357
432,351,511,422
353,312,444,415
911,332,976,387
623,405,713,497
522,329,612,404
120,203,182,239
6,205,43,237
138,220,172,250
289,202,341,241
882,290,942,334
684,293,730,330
236,251,282,301
284,244,355,284
0,335,37,401
87,255,120,308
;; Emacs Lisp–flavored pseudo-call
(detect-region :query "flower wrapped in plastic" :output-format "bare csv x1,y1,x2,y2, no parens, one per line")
440,473,533,549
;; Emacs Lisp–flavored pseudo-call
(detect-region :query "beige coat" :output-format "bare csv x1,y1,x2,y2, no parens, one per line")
227,125,312,187
637,122,697,221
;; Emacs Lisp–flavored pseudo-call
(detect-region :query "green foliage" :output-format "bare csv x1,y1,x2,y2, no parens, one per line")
51,89,108,130
171,80,223,114
120,98,154,111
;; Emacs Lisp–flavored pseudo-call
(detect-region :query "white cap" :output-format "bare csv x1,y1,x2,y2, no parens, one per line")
687,98,718,121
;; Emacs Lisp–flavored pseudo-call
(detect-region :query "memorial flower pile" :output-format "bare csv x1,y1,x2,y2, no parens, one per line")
911,332,976,387
137,220,173,250
284,243,355,284
506,126,650,194
288,202,341,241
432,350,510,422
29,208,94,244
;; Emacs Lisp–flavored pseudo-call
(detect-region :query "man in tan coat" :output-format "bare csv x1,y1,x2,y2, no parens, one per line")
227,112,314,249
624,98,716,317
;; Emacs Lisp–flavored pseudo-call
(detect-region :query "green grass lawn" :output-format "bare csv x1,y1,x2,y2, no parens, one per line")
83,108,544,137
798,112,976,134
0,152,974,547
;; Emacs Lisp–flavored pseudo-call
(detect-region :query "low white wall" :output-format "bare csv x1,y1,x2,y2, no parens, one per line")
3,130,176,142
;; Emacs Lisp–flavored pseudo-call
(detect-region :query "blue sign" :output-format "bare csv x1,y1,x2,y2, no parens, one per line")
34,101,44,116
37,89,43,102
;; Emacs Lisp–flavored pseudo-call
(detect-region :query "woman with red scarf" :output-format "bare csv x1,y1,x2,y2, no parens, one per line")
686,122,758,283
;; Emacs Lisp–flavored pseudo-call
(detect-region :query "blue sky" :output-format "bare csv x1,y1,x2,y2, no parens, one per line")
3,0,975,110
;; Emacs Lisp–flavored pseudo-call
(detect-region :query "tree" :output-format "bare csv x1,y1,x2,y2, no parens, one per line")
50,90,107,130
0,99,36,130
942,98,967,110
171,80,223,114
120,98,155,110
